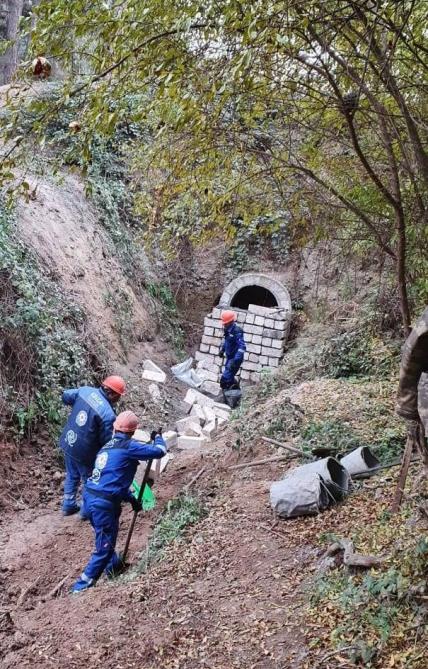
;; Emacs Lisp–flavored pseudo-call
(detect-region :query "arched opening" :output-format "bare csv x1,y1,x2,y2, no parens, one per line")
231,285,278,310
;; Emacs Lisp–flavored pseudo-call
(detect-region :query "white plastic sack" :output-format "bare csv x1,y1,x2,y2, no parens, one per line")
270,473,330,518
171,357,203,388
340,446,380,476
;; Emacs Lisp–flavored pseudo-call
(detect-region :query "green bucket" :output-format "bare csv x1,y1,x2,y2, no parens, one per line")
131,479,156,511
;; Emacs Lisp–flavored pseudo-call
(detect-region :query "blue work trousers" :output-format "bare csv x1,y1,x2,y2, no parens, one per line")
63,453,92,515
72,492,122,592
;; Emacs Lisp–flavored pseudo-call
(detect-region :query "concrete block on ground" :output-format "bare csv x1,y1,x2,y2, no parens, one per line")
133,429,151,443
201,380,221,396
191,404,206,424
202,420,217,439
143,359,165,376
197,368,218,382
163,430,178,449
186,388,216,408
149,452,173,479
248,304,274,316
176,415,201,434
213,401,231,413
177,435,206,450
203,405,217,424
142,369,166,383
183,423,203,437
217,416,228,427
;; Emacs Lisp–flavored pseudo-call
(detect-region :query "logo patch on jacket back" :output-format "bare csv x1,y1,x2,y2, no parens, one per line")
95,452,108,470
66,430,77,446
76,410,88,427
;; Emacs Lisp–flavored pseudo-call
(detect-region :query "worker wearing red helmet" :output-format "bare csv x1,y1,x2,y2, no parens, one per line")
59,375,126,517
219,310,246,389
72,411,166,593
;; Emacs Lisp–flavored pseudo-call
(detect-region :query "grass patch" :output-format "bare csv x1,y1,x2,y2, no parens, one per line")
131,494,207,577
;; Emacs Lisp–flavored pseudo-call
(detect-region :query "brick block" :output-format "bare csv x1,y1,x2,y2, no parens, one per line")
195,350,215,363
197,358,219,373
260,355,268,365
263,347,282,358
212,308,221,319
204,317,219,329
263,328,284,339
268,357,280,367
203,405,217,424
133,429,151,443
265,318,275,328
248,304,273,316
214,328,223,337
261,338,272,347
205,326,214,336
254,315,265,326
247,343,261,354
162,430,178,449
213,409,230,422
236,311,246,324
202,421,217,439
197,368,218,383
252,334,262,345
245,334,253,343
248,353,259,363
245,313,255,325
244,324,263,336
250,372,260,382
241,370,250,380
213,401,231,413
274,319,287,331
202,334,221,346
184,423,203,437
191,404,206,423
245,361,261,372
202,380,221,396
271,339,283,349
177,435,206,450
176,415,201,434
200,343,210,353
210,345,220,355
142,369,166,383
185,388,216,408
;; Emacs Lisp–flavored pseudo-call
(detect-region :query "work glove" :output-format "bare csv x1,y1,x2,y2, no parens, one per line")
130,497,142,513
150,430,157,442
219,345,225,359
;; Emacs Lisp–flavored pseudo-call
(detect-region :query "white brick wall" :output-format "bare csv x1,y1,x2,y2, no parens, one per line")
197,305,291,383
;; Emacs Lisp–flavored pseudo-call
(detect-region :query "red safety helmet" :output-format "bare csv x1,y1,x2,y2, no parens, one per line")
221,310,237,326
113,410,139,433
102,375,126,396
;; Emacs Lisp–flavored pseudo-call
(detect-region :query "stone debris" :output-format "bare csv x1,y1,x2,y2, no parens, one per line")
202,421,217,439
201,380,221,396
177,435,207,450
148,383,162,402
176,415,202,435
142,360,166,383
190,404,206,423
162,430,178,449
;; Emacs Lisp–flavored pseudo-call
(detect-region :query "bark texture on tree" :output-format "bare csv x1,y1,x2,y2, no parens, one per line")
0,0,24,85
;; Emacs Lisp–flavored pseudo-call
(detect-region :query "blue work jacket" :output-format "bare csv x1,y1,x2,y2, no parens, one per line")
85,432,166,503
220,322,246,367
59,386,116,467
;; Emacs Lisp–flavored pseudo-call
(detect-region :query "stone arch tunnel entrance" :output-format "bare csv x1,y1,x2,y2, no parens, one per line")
231,285,278,310
197,273,292,384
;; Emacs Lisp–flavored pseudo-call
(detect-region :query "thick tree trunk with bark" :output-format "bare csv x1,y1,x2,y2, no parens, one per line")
0,0,24,86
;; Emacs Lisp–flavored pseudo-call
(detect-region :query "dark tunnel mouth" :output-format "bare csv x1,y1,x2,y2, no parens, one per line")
230,285,278,310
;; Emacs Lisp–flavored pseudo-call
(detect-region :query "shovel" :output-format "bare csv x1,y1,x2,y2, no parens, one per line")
122,458,153,563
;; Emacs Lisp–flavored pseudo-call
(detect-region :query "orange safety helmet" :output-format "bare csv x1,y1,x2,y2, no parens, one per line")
102,375,126,396
221,310,237,326
113,410,139,433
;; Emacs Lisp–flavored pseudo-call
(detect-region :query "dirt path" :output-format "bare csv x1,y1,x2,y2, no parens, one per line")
0,433,313,668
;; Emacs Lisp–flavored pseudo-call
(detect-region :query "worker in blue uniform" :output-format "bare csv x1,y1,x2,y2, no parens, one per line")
72,410,166,593
219,310,246,390
59,375,126,517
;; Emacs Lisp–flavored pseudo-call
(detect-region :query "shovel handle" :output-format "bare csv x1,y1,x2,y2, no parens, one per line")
122,458,153,562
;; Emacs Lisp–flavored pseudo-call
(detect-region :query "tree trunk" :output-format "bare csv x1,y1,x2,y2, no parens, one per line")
0,0,24,86
396,209,411,336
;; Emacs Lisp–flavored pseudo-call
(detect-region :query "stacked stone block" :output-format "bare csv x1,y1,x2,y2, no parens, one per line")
196,305,291,383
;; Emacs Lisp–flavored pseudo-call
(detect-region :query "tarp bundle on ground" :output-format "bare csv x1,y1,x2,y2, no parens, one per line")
171,358,203,388
270,447,379,519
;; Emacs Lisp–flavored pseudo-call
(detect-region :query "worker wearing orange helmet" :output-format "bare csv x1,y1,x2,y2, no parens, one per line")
72,411,166,593
59,375,126,517
219,310,246,390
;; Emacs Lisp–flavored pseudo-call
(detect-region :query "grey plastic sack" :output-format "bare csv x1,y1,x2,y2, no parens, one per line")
270,472,330,518
286,457,350,501
340,446,380,476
